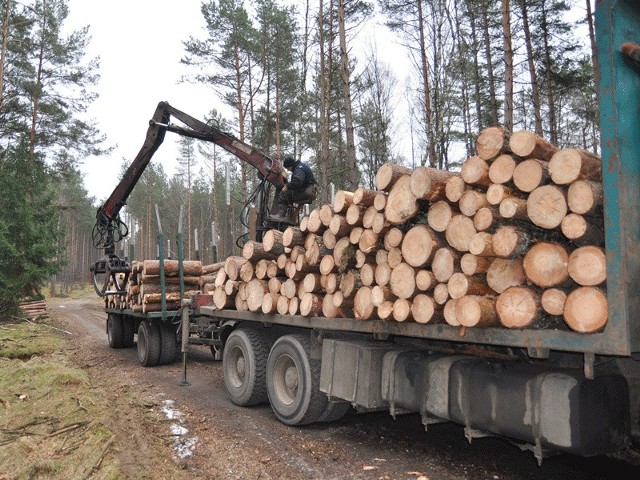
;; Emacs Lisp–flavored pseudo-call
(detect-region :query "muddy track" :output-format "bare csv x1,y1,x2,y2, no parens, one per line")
49,294,631,479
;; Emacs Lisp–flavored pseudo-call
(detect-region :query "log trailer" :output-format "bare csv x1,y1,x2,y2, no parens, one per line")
93,0,640,466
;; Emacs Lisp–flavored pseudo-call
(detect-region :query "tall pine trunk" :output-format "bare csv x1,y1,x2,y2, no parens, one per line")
502,0,513,132
519,0,543,135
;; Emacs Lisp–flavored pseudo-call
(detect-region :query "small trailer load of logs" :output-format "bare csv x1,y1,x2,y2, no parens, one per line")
206,127,607,335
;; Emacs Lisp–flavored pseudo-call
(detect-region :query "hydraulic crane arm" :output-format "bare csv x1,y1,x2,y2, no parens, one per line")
90,101,286,297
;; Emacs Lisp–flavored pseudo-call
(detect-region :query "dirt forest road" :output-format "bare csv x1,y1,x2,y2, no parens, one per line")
49,294,634,480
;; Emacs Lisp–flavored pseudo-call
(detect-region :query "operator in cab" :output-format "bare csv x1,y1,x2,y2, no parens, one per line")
271,155,317,221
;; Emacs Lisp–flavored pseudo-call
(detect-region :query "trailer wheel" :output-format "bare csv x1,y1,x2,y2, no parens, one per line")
266,334,328,426
159,321,178,365
317,401,351,423
223,328,270,406
107,313,125,348
137,321,161,367
122,316,135,348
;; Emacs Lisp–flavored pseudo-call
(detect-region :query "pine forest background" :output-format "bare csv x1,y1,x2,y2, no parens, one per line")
0,0,599,315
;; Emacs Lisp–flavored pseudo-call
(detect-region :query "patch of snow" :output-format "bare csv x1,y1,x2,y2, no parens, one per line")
161,399,198,459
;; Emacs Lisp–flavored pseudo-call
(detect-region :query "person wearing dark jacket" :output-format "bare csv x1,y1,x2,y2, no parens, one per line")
271,156,317,221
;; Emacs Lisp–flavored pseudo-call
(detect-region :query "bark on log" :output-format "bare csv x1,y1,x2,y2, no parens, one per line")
567,180,603,215
460,253,492,276
548,148,602,185
202,262,225,274
455,295,498,327
401,225,440,267
333,190,354,213
523,242,570,287
509,130,558,160
353,187,379,206
568,245,606,286
409,166,456,201
242,241,278,261
282,226,305,247
486,257,526,293
389,262,416,299
461,155,491,187
140,283,182,296
469,232,494,257
142,292,183,304
375,163,413,191
488,154,517,185
560,213,605,246
143,259,203,276
526,185,568,229
427,200,454,232
512,158,549,193
384,175,419,225
563,287,608,333
475,126,510,160
445,215,477,252
541,288,567,316
447,272,494,299
263,229,286,254
496,286,542,328
392,298,413,322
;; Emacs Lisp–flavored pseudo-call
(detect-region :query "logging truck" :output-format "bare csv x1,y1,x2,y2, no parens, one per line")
95,0,640,466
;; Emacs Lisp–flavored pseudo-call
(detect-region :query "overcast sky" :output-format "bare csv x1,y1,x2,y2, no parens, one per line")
66,0,214,202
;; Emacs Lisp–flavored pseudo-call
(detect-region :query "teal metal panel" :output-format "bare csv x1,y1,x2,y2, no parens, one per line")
596,0,640,354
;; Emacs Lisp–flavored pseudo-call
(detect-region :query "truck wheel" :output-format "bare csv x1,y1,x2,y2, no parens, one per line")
223,328,270,406
159,321,178,365
266,334,328,426
122,316,135,348
107,314,125,348
317,401,351,423
137,321,161,367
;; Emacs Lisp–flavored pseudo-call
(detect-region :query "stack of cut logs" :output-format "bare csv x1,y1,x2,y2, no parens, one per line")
104,259,203,313
208,126,608,334
19,299,49,320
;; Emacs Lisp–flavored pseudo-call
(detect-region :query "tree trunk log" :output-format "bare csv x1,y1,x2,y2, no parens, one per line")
473,206,498,232
392,298,413,322
377,301,394,320
496,286,542,328
526,185,568,229
468,232,494,257
409,166,456,201
499,197,528,221
224,256,247,281
567,180,603,215
447,272,494,299
560,213,605,246
358,229,379,253
242,241,278,262
371,285,393,306
262,229,285,254
444,298,460,326
202,262,225,274
523,242,570,287
282,226,305,247
143,259,203,276
300,292,323,317
383,227,404,250
445,175,466,203
389,262,416,299
461,155,491,187
475,126,510,160
374,263,391,287
509,130,558,160
548,148,602,184
568,245,606,286
411,294,440,324
245,279,268,312
345,203,365,226
488,154,517,184
512,158,549,193
432,247,459,283
445,215,477,252
375,163,413,191
433,283,450,305
261,292,281,314
455,295,498,327
303,273,324,293
427,200,454,232
353,187,379,206
384,175,419,225
563,286,608,333
492,225,531,258
374,192,387,211
401,225,440,267
459,190,489,217
415,269,436,291
486,257,526,293
360,264,375,287
460,253,492,276
333,190,354,213
541,288,567,316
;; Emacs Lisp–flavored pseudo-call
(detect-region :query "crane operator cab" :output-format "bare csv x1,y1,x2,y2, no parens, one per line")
269,156,318,225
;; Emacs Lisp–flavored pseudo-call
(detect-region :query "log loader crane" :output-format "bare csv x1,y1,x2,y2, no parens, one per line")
90,101,287,297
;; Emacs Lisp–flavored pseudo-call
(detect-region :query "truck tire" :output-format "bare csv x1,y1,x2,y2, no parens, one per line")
266,334,328,426
137,321,161,367
317,401,351,423
107,313,125,348
223,328,271,406
159,321,178,365
122,316,135,348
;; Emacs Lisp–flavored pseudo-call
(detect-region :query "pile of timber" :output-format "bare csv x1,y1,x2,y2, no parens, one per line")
19,299,49,320
104,259,204,313
210,127,608,334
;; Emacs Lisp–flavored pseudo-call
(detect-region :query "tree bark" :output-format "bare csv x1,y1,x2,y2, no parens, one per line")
409,166,456,200
375,163,413,191
548,148,602,185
